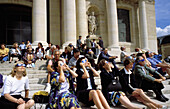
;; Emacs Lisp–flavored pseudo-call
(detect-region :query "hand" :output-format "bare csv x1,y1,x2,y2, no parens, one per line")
65,65,70,71
16,98,25,104
80,62,85,67
28,61,32,64
161,77,166,81
155,79,162,83
86,62,91,68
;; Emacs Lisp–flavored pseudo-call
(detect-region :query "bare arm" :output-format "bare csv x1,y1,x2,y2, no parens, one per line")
25,89,29,98
4,93,25,104
58,66,65,83
156,63,170,68
66,65,78,78
47,64,55,73
87,62,99,77
81,65,90,79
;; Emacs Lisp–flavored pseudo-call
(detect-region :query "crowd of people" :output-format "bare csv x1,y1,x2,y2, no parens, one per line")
0,35,169,109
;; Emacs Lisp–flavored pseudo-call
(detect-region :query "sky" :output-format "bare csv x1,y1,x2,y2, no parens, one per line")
155,0,170,37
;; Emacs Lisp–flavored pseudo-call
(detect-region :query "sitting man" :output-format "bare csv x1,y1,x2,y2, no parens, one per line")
0,44,9,63
45,50,65,93
97,48,118,69
23,47,36,68
134,56,168,102
146,51,170,76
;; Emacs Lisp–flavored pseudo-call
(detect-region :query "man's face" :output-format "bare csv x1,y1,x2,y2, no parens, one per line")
74,52,80,58
1,45,5,49
104,49,108,54
55,51,60,59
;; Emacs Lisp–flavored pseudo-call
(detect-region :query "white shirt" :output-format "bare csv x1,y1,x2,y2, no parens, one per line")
56,76,69,94
80,68,92,89
2,75,29,96
124,68,132,84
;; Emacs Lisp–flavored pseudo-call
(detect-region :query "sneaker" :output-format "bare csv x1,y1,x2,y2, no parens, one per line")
31,63,35,68
44,83,51,93
161,105,168,109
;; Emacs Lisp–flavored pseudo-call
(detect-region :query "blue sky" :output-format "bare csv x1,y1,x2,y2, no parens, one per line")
155,0,170,37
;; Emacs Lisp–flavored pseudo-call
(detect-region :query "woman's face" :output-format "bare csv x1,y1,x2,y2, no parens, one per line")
15,44,18,48
15,63,26,73
1,45,5,49
38,43,41,47
126,62,133,69
81,58,88,66
103,61,111,70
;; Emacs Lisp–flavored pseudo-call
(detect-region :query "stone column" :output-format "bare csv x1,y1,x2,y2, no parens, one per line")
106,0,119,50
139,0,148,49
76,0,88,42
32,0,48,47
63,0,77,47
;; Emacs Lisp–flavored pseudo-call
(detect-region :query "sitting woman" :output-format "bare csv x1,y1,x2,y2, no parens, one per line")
9,43,22,63
76,57,110,109
0,62,34,109
47,61,81,109
35,42,45,60
119,59,167,109
0,44,9,63
23,47,36,68
98,59,141,109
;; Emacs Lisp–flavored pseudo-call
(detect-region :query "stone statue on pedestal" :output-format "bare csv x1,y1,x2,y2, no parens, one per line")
88,12,97,35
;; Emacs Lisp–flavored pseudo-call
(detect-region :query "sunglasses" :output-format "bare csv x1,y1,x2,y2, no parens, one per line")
55,54,60,56
138,59,145,63
82,59,87,63
15,63,26,67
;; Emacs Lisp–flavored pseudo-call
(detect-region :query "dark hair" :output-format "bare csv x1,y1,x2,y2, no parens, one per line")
135,56,143,64
99,36,102,38
120,46,125,51
56,45,60,50
86,36,90,38
124,59,133,67
145,51,149,58
38,42,43,47
98,59,106,70
1,43,5,46
79,36,82,38
76,57,85,69
73,48,80,54
81,44,86,49
135,48,139,52
136,53,143,57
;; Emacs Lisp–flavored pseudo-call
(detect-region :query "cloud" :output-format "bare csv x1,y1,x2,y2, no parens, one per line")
156,25,170,37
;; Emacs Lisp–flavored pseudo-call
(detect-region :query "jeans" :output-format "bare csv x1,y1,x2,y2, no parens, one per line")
2,56,8,61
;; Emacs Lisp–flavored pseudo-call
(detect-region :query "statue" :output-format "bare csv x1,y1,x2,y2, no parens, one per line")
88,12,97,35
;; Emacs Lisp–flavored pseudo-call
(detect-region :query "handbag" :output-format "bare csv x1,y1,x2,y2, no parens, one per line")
32,91,49,103
107,77,122,91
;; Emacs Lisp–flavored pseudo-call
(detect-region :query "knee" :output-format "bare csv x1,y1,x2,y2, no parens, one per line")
90,90,97,96
28,99,35,106
96,90,102,94
138,89,143,93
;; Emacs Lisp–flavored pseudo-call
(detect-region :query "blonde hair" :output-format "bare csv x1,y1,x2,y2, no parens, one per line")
12,42,18,48
10,61,27,77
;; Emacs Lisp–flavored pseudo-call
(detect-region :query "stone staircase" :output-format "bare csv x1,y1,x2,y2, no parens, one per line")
0,60,170,109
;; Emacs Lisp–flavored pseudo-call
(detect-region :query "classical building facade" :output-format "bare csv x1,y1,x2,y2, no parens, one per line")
0,0,157,52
